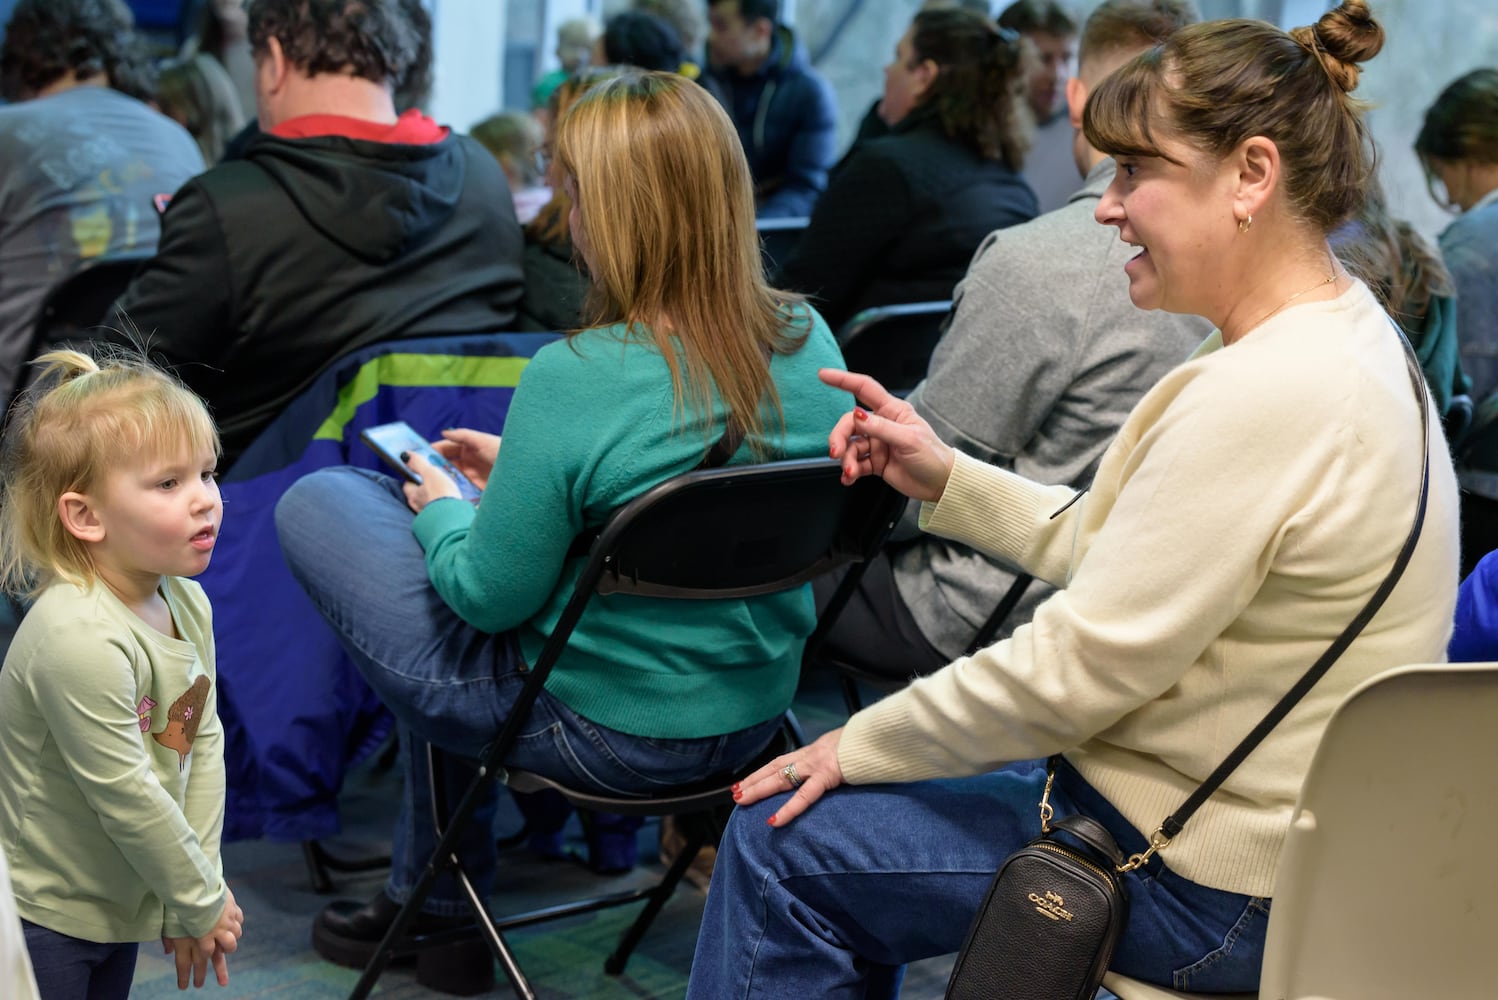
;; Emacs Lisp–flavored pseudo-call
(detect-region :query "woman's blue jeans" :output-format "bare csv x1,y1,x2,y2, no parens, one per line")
275,467,781,915
687,759,1270,998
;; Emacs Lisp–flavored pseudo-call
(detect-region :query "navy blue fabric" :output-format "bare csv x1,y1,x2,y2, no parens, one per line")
705,27,838,219
199,332,558,841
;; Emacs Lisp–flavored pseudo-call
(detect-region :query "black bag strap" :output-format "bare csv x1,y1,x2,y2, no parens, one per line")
1134,326,1433,864
564,416,746,561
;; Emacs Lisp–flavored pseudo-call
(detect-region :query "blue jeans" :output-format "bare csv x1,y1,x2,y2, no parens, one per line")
275,467,782,914
687,759,1269,998
22,920,138,1000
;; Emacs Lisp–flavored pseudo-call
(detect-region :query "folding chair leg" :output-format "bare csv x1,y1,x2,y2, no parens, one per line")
783,708,809,748
839,672,866,714
604,821,710,976
347,757,500,1000
453,861,531,1000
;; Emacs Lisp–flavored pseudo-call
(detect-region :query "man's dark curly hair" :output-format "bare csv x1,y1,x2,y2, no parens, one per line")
0,0,156,103
247,0,419,88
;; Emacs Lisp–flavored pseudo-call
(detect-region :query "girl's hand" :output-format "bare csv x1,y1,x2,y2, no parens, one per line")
401,451,461,513
819,369,956,502
161,936,218,989
732,728,845,827
181,888,243,989
431,428,501,490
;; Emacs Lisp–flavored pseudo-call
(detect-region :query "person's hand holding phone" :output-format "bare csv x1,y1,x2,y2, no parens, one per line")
430,428,501,490
402,451,464,513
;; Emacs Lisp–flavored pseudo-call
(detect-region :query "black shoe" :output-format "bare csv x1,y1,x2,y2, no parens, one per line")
312,892,495,995
311,891,475,967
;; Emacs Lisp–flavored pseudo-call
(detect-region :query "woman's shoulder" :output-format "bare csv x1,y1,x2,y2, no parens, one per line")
1178,283,1410,421
7,582,137,680
862,120,964,163
522,324,670,397
1440,204,1498,256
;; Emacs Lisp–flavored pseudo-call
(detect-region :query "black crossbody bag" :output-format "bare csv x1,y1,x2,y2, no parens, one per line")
946,331,1434,1000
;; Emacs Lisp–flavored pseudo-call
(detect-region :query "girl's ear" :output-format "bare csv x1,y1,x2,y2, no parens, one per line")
58,492,105,544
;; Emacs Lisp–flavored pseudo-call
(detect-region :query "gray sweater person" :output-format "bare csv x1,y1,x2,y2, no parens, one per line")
817,157,1210,675
813,1,1210,677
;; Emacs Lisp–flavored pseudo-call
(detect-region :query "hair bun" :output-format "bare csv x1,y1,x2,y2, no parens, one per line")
1291,0,1384,93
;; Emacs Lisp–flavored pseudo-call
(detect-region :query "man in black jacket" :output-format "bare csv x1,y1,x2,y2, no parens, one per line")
108,0,524,466
704,0,837,218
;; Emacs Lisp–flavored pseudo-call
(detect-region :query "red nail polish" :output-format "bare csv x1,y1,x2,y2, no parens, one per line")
732,789,743,801
853,407,869,420
731,782,741,793
767,814,777,826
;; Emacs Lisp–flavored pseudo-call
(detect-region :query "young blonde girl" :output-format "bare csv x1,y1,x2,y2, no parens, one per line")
0,350,243,999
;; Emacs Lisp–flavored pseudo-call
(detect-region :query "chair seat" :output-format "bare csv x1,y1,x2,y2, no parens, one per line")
1101,971,1256,1000
502,727,793,815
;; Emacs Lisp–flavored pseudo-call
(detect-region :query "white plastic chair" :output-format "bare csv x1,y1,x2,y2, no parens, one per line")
1104,661,1498,1000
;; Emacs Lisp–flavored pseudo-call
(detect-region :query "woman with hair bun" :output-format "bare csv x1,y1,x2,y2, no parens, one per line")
689,4,1460,996
775,7,1038,332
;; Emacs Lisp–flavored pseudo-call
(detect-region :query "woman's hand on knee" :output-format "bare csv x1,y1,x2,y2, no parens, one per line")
819,369,954,502
732,727,844,827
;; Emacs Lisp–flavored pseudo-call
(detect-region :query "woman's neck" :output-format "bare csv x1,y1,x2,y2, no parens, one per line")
1460,166,1498,212
1216,241,1346,346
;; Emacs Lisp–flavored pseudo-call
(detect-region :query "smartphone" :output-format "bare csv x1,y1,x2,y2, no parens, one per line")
360,421,483,503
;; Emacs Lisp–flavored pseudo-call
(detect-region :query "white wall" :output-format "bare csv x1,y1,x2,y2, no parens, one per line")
1361,0,1498,241
426,0,507,130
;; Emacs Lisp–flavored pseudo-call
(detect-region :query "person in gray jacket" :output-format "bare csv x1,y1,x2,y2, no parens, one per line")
816,0,1208,678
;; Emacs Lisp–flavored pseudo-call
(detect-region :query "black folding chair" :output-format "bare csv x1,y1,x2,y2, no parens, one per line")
349,457,907,1000
837,300,954,398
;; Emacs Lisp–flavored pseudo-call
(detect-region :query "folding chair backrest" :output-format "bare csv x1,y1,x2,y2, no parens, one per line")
1258,661,1498,1000
492,460,904,751
837,301,952,396
587,458,903,599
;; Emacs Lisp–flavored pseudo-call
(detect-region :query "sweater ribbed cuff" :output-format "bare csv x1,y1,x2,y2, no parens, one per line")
838,684,956,786
919,451,1047,562
411,496,475,550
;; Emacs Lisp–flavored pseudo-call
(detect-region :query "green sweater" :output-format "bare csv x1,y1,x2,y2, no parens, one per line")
0,578,226,942
412,308,850,737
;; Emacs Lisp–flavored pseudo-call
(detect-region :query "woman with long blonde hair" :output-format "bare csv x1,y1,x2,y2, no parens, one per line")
274,70,851,992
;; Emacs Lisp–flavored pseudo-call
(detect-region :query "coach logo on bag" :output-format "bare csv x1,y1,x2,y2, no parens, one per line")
1028,890,1074,922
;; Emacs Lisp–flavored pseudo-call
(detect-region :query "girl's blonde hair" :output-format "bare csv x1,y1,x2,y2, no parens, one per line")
554,70,808,458
0,348,220,597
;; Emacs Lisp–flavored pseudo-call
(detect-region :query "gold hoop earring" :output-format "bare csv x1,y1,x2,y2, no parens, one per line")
1238,214,1253,234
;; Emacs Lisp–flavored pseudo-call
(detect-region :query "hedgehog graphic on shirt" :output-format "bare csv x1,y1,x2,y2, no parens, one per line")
152,675,211,770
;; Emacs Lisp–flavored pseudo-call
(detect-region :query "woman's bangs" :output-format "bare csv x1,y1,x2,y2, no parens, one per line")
1083,52,1171,162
